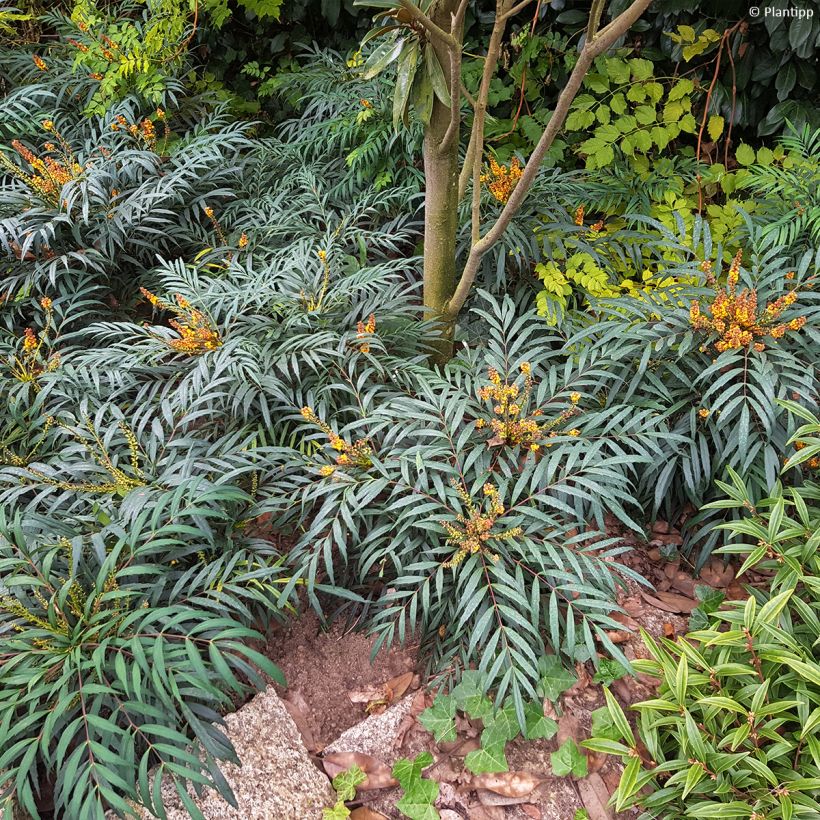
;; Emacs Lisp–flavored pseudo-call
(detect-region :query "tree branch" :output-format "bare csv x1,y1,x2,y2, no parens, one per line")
586,0,607,43
439,0,470,151
398,0,457,47
445,0,654,318
501,0,535,22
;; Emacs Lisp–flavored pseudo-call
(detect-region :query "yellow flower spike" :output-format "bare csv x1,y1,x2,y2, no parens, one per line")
570,392,581,403
698,408,710,419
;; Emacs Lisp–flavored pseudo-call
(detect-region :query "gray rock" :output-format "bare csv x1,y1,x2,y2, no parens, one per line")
134,686,335,819
323,696,415,761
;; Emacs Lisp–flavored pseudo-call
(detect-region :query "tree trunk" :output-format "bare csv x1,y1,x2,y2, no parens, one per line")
421,0,460,364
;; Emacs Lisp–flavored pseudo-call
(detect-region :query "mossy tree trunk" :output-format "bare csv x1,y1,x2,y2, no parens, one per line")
395,0,654,362
421,0,461,363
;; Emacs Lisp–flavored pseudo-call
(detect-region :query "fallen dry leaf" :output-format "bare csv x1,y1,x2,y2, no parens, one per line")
670,572,696,597
348,686,383,704
565,662,593,697
322,752,398,790
467,804,506,820
578,773,614,820
621,597,644,618
640,589,698,613
469,772,544,798
350,809,388,820
520,805,542,819
611,677,633,705
557,712,581,746
700,558,735,588
349,671,417,715
477,789,534,807
439,737,481,757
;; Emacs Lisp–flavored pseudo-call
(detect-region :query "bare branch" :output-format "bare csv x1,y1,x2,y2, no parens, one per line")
501,0,536,22
586,0,607,43
439,0,470,151
445,0,654,318
398,0,457,47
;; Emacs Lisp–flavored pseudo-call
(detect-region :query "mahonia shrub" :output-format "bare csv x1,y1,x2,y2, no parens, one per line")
0,454,288,819
568,237,820,564
585,423,820,818
273,294,675,711
0,77,253,306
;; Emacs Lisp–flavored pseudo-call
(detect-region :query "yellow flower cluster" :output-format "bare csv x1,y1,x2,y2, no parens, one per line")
111,114,158,149
794,440,820,470
33,54,47,71
24,417,146,495
481,157,522,204
1,297,60,387
689,250,805,353
140,287,222,354
574,205,585,226
440,480,522,569
0,126,83,207
475,364,581,450
300,407,373,476
301,249,332,312
356,314,376,353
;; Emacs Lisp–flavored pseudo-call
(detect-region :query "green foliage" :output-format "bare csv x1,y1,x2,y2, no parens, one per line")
323,765,367,818
351,6,452,132
0,509,285,820
566,53,699,172
592,658,628,687
289,291,668,704
567,234,820,564
741,125,820,253
393,752,439,820
584,448,820,818
550,739,588,779
419,669,560,775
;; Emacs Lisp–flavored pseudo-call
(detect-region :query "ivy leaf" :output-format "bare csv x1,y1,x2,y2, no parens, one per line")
523,701,558,740
589,705,620,741
451,671,493,720
418,694,457,742
483,702,520,744
550,739,588,778
592,659,628,686
537,656,576,703
393,753,439,820
465,742,509,774
331,765,366,802
322,800,351,819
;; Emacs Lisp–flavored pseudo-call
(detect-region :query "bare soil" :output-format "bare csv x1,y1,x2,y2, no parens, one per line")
266,610,419,750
